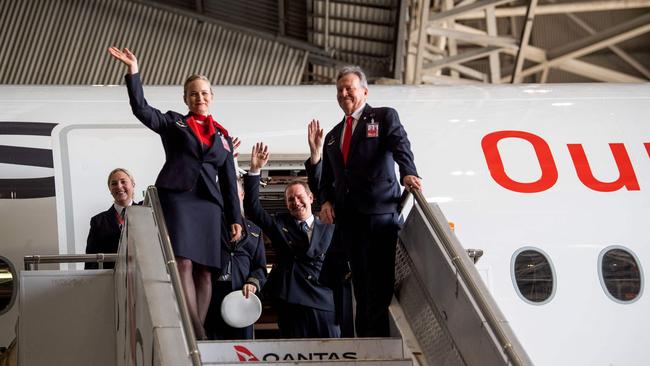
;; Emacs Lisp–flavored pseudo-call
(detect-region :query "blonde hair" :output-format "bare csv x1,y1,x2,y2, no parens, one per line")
107,168,135,187
183,74,213,97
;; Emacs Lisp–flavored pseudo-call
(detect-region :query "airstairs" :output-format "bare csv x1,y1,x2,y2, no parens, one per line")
16,187,531,366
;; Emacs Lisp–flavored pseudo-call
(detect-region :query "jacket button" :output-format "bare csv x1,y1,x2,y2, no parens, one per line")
231,253,234,256
307,275,313,280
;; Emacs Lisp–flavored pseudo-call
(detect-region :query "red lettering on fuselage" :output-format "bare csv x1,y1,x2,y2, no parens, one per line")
568,143,639,192
482,130,645,193
481,130,558,193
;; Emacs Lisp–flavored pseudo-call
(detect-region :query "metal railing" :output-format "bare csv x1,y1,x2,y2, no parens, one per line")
24,254,118,270
405,188,532,366
143,186,202,366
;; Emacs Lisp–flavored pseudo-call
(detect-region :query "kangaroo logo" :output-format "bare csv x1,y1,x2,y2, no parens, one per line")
234,345,259,362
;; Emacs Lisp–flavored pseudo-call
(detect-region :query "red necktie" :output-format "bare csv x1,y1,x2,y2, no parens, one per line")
341,116,354,165
115,208,125,226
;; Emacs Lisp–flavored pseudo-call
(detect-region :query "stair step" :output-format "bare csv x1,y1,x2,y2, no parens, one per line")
203,360,412,366
198,338,404,363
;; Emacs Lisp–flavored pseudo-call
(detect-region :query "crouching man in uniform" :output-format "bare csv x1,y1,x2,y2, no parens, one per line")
244,142,340,338
205,178,267,340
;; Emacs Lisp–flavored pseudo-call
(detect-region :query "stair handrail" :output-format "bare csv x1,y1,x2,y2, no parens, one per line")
24,254,118,270
144,185,202,366
406,187,532,366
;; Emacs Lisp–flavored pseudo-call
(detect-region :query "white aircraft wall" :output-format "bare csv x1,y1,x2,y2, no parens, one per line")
1,83,649,365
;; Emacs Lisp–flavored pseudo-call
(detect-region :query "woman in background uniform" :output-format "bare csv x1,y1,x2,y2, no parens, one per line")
108,47,242,339
85,168,137,270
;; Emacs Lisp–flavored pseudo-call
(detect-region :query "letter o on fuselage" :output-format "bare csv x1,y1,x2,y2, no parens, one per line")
482,130,558,193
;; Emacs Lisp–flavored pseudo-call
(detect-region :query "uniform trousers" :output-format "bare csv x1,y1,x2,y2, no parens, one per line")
275,301,340,338
339,209,401,337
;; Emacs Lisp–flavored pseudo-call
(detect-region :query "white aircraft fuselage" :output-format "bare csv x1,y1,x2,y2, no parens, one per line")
0,83,648,365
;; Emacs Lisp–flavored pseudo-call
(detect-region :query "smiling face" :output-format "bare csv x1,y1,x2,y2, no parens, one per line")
284,183,313,221
108,170,135,206
336,73,368,116
184,78,213,116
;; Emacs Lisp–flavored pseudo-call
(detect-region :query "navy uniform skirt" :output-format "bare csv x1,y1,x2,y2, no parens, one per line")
158,177,222,269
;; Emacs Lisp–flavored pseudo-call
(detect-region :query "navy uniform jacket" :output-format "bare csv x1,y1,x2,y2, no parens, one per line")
85,205,120,270
124,73,241,226
320,104,418,214
218,219,267,291
243,174,335,312
305,158,349,286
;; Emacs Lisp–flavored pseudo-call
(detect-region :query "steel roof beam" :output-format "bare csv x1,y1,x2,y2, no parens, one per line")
514,13,650,79
512,0,539,83
443,0,460,78
563,12,650,79
486,6,502,83
414,0,432,83
449,63,488,81
498,14,650,82
501,44,644,82
456,0,650,19
426,26,519,49
422,46,502,73
428,0,516,23
557,58,645,82
548,13,650,59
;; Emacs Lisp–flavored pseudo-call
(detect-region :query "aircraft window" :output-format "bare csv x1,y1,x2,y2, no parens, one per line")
599,247,643,303
511,248,555,304
0,256,17,315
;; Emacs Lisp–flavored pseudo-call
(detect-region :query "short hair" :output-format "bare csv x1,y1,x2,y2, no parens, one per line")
284,179,312,196
336,65,368,89
183,74,213,97
107,168,135,187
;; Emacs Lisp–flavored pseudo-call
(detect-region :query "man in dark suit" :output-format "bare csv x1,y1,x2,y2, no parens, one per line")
318,66,422,337
305,120,355,337
205,178,267,340
244,142,340,338
85,168,138,269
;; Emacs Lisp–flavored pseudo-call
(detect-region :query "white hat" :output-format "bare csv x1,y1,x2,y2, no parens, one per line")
220,291,262,328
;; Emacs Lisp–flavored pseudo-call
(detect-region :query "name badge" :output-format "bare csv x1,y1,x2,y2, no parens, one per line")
366,121,379,138
220,135,231,152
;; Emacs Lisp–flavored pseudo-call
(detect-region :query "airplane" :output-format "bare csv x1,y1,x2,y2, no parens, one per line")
0,82,648,365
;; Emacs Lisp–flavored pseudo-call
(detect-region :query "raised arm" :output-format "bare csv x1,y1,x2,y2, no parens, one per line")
305,120,324,197
108,47,177,132
308,119,324,165
243,143,275,232
108,47,138,74
319,130,336,224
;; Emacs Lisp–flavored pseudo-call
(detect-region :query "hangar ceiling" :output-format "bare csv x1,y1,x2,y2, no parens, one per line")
143,0,650,84
401,0,650,84
1,0,649,85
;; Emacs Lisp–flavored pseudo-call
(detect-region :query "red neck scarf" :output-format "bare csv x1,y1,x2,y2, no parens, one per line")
186,113,229,147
